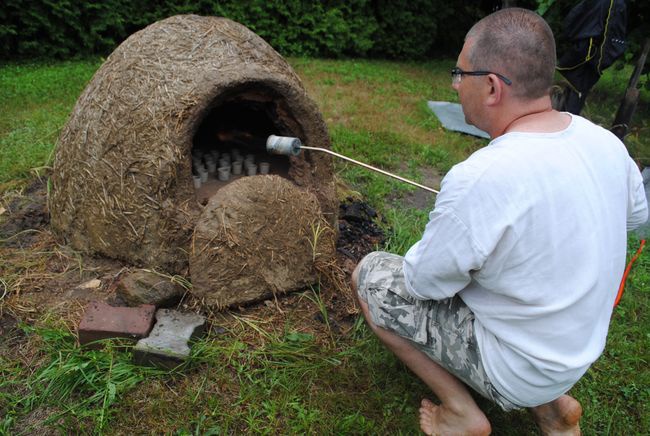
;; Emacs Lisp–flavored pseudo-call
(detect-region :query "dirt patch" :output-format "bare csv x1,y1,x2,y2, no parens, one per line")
0,312,20,338
387,165,441,210
0,178,49,248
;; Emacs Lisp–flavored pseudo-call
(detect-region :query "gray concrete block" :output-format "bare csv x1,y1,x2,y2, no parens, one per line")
133,309,205,369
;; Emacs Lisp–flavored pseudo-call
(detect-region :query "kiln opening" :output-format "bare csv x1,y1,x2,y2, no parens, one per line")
191,88,295,203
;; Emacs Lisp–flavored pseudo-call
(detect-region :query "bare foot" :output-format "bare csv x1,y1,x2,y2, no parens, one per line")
418,398,491,435
530,395,582,436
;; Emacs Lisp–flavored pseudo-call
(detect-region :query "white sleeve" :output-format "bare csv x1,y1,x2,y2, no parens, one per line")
403,208,485,301
626,160,648,231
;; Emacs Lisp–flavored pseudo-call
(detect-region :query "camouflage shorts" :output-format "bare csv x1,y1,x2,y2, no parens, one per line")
356,251,519,411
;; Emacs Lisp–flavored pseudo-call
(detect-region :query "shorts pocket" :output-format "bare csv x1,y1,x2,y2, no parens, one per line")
369,288,429,346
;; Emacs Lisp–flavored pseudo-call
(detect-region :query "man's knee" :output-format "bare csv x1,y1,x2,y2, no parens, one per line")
351,251,379,297
351,262,362,293
351,252,383,322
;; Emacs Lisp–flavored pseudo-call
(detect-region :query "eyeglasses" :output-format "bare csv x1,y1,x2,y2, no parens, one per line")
451,67,512,86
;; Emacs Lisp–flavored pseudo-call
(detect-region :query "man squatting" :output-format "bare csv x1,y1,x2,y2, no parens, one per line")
352,8,648,435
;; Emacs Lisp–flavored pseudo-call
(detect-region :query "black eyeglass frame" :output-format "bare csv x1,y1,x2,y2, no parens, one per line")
451,67,512,86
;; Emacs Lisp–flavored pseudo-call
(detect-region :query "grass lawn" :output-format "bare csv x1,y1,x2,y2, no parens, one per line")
0,57,648,434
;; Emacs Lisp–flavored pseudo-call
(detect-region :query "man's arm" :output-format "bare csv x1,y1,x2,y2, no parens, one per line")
627,160,648,231
403,207,485,301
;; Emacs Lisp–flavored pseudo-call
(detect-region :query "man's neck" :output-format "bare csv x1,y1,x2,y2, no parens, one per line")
488,97,570,138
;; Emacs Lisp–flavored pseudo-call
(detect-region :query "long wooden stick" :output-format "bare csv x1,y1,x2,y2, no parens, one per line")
301,146,439,194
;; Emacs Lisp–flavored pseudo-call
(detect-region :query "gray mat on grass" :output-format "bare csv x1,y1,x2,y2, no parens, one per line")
427,101,490,139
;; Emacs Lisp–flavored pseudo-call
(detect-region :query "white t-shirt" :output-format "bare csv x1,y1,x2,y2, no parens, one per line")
403,115,648,407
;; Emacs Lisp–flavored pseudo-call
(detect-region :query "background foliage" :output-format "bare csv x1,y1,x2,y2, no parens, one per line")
0,0,467,60
2,1,648,62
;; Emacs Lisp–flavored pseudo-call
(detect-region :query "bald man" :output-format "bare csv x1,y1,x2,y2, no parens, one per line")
353,8,647,435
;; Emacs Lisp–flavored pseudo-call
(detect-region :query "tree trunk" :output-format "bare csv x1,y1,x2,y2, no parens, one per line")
612,38,650,140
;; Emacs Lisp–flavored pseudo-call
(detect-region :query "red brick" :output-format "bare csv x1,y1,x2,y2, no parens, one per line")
78,301,155,348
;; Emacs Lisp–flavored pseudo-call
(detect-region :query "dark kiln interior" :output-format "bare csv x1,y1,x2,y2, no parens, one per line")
191,86,298,203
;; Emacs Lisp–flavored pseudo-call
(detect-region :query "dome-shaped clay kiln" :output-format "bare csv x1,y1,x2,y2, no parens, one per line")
50,14,338,289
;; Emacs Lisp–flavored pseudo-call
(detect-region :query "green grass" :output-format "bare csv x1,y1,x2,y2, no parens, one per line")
1,326,168,434
0,57,648,434
0,60,102,189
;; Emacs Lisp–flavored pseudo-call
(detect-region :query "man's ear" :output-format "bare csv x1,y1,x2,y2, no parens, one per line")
485,74,503,106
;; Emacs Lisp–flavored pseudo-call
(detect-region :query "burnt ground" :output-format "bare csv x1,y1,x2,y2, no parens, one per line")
336,198,385,274
0,179,386,348
0,178,50,248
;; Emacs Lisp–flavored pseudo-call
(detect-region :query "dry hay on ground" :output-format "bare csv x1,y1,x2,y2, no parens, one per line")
1,182,383,335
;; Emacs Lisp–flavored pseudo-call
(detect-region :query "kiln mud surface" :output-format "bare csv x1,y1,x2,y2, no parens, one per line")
49,15,338,274
190,175,336,308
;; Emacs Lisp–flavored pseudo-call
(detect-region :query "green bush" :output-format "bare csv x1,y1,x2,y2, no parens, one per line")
0,0,480,61
369,0,452,59
215,1,377,58
1,0,132,58
3,1,649,62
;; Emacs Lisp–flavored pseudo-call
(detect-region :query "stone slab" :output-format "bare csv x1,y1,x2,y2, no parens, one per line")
133,309,205,369
116,270,185,308
78,301,156,348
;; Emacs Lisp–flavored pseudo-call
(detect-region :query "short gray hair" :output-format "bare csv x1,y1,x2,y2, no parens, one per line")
466,8,556,100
